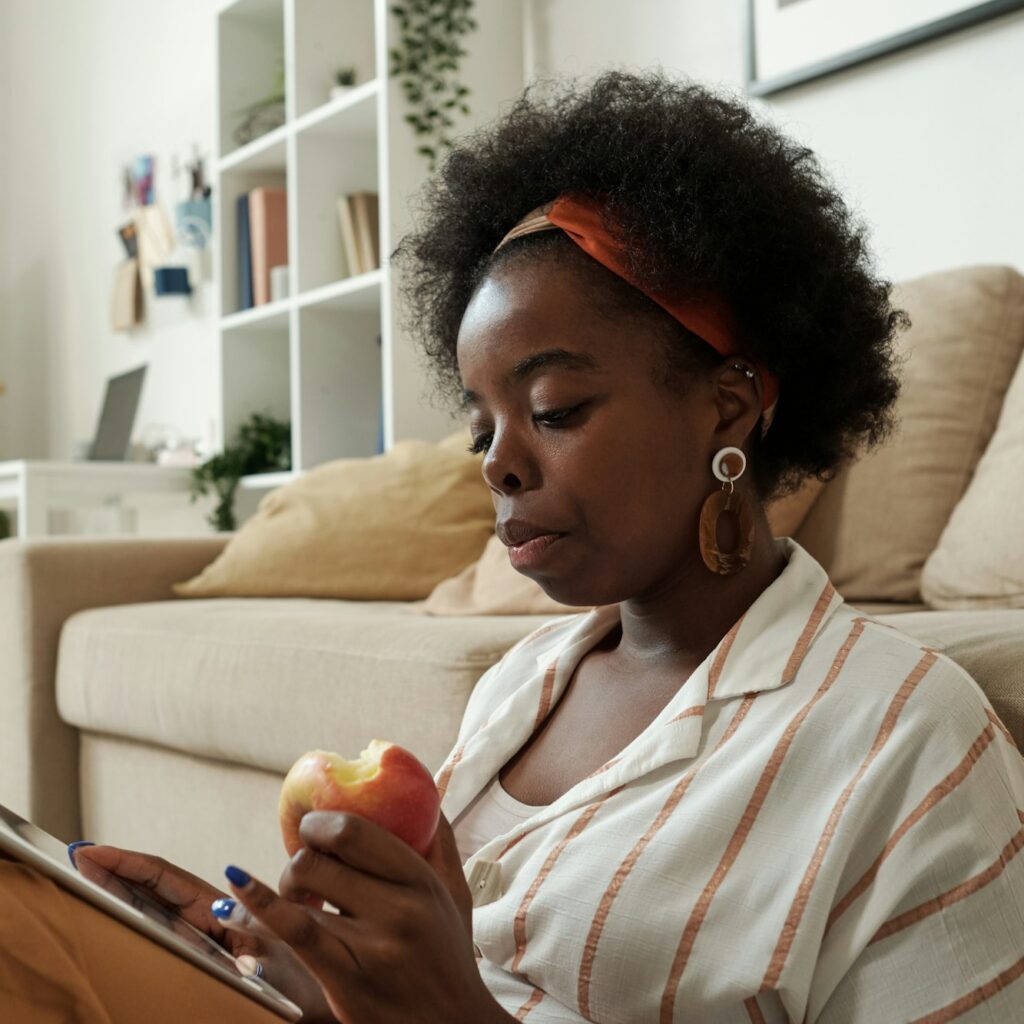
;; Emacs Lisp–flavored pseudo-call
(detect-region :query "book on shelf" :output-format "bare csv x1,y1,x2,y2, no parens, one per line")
335,191,379,277
236,192,253,311
248,186,288,306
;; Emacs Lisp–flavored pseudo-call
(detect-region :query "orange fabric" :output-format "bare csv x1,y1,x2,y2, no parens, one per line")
544,192,780,416
0,855,281,1023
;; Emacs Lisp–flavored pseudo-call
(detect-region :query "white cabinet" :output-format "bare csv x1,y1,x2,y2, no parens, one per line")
214,0,525,487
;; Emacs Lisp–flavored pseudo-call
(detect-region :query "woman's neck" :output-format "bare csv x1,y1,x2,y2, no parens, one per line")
609,521,788,675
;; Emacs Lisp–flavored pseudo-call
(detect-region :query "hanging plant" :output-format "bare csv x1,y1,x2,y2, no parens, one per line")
388,0,477,173
189,412,291,532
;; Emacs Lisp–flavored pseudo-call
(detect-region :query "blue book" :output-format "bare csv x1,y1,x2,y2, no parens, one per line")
237,192,253,310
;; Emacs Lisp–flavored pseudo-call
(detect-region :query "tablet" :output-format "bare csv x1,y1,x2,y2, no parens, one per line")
0,802,302,1021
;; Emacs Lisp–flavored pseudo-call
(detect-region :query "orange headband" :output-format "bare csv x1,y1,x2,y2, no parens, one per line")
493,192,779,435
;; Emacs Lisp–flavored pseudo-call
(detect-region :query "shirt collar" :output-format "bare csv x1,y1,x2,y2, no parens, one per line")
442,538,843,829
535,537,842,704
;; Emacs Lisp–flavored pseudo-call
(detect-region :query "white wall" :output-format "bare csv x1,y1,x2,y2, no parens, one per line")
0,0,220,461
526,0,1024,282
2,1,1021,460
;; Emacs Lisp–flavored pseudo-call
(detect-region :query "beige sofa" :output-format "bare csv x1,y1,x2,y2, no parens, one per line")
2,264,1023,889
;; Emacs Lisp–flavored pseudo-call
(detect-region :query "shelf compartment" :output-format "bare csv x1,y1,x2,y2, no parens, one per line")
221,324,292,462
293,0,376,120
222,298,291,332
294,114,378,294
295,270,383,314
217,123,288,174
217,0,286,161
217,164,289,319
295,306,382,468
294,79,379,139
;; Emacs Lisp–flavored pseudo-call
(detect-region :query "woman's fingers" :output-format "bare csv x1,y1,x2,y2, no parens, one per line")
278,845,404,918
224,866,360,980
298,811,424,885
424,814,473,937
74,845,216,911
211,896,280,942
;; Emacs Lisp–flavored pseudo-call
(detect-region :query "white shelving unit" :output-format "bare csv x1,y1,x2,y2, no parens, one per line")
214,0,525,488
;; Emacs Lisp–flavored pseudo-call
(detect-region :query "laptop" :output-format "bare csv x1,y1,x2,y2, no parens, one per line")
89,365,147,461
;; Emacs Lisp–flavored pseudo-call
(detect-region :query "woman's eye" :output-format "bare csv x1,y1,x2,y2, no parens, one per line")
466,432,492,455
534,403,585,427
466,403,587,455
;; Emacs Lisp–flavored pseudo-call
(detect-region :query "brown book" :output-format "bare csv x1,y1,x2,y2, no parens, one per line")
336,195,363,276
351,191,380,273
248,187,288,305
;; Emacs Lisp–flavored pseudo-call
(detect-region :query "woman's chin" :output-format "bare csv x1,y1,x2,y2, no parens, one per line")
526,570,616,611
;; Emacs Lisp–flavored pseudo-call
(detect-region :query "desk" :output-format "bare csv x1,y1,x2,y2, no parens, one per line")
0,461,197,538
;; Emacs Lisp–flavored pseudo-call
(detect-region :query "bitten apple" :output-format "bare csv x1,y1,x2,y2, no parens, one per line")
278,740,441,857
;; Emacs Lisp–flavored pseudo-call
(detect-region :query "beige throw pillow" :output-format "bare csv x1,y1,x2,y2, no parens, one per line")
794,265,1024,603
921,345,1024,608
174,431,494,600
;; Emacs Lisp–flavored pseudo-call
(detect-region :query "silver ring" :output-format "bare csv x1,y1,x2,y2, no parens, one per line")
254,960,264,979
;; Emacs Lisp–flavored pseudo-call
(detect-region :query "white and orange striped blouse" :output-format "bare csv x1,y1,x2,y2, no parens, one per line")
436,537,1024,1023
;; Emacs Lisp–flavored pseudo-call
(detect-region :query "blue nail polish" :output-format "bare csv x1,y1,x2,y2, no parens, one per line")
67,841,95,870
211,898,236,919
224,865,251,888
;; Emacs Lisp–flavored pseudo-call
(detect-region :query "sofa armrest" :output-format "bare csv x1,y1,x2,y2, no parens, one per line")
0,535,228,840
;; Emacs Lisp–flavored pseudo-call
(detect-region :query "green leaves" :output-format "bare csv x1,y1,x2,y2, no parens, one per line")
189,412,291,532
387,0,477,176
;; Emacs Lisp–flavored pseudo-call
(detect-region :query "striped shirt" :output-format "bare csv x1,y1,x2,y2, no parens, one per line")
436,537,1024,1023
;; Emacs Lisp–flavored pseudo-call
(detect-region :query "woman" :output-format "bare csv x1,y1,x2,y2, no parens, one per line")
4,69,1023,1023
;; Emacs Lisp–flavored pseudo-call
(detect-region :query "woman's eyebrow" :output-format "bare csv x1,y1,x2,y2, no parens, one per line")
507,347,602,383
461,347,602,407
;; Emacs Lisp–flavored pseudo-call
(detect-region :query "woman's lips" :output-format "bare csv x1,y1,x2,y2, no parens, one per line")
507,532,564,571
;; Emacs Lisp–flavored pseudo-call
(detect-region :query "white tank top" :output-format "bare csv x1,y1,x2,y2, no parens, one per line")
453,773,547,862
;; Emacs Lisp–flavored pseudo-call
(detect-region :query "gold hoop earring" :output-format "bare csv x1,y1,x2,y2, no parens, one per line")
699,446,754,575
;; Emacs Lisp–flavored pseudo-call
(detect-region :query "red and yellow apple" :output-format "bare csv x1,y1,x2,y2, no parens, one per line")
278,740,441,858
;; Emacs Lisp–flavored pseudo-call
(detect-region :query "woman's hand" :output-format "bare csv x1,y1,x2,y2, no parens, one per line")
225,811,512,1024
72,844,335,1022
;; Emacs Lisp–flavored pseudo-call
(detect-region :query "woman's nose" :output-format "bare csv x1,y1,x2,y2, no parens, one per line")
481,426,538,494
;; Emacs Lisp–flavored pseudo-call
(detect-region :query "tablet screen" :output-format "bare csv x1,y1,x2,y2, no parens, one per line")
0,803,301,1020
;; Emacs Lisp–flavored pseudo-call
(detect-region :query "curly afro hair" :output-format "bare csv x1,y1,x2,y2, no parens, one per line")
390,68,906,503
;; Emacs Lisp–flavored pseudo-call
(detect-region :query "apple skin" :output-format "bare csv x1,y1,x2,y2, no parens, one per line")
279,740,441,858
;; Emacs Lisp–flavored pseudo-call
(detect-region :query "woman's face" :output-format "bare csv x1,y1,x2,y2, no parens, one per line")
456,259,748,608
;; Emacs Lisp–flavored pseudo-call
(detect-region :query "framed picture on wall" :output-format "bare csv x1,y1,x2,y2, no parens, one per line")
745,0,1024,96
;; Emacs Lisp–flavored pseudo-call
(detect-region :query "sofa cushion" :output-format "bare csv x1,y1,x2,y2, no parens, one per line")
56,599,559,776
874,609,1024,747
795,264,1024,602
173,431,495,601
57,600,1024,771
921,341,1024,609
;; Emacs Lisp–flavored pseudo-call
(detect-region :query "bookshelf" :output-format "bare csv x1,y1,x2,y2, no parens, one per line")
214,0,525,487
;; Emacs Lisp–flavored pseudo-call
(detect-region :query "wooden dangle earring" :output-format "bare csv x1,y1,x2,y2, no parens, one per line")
699,446,755,575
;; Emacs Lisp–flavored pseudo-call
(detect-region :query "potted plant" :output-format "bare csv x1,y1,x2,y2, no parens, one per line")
388,0,477,174
189,412,291,531
330,66,359,101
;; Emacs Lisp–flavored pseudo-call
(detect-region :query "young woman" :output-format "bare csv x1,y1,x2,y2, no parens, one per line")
4,69,1023,1024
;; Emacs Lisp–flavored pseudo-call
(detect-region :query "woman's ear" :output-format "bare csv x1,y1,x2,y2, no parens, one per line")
712,363,763,443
